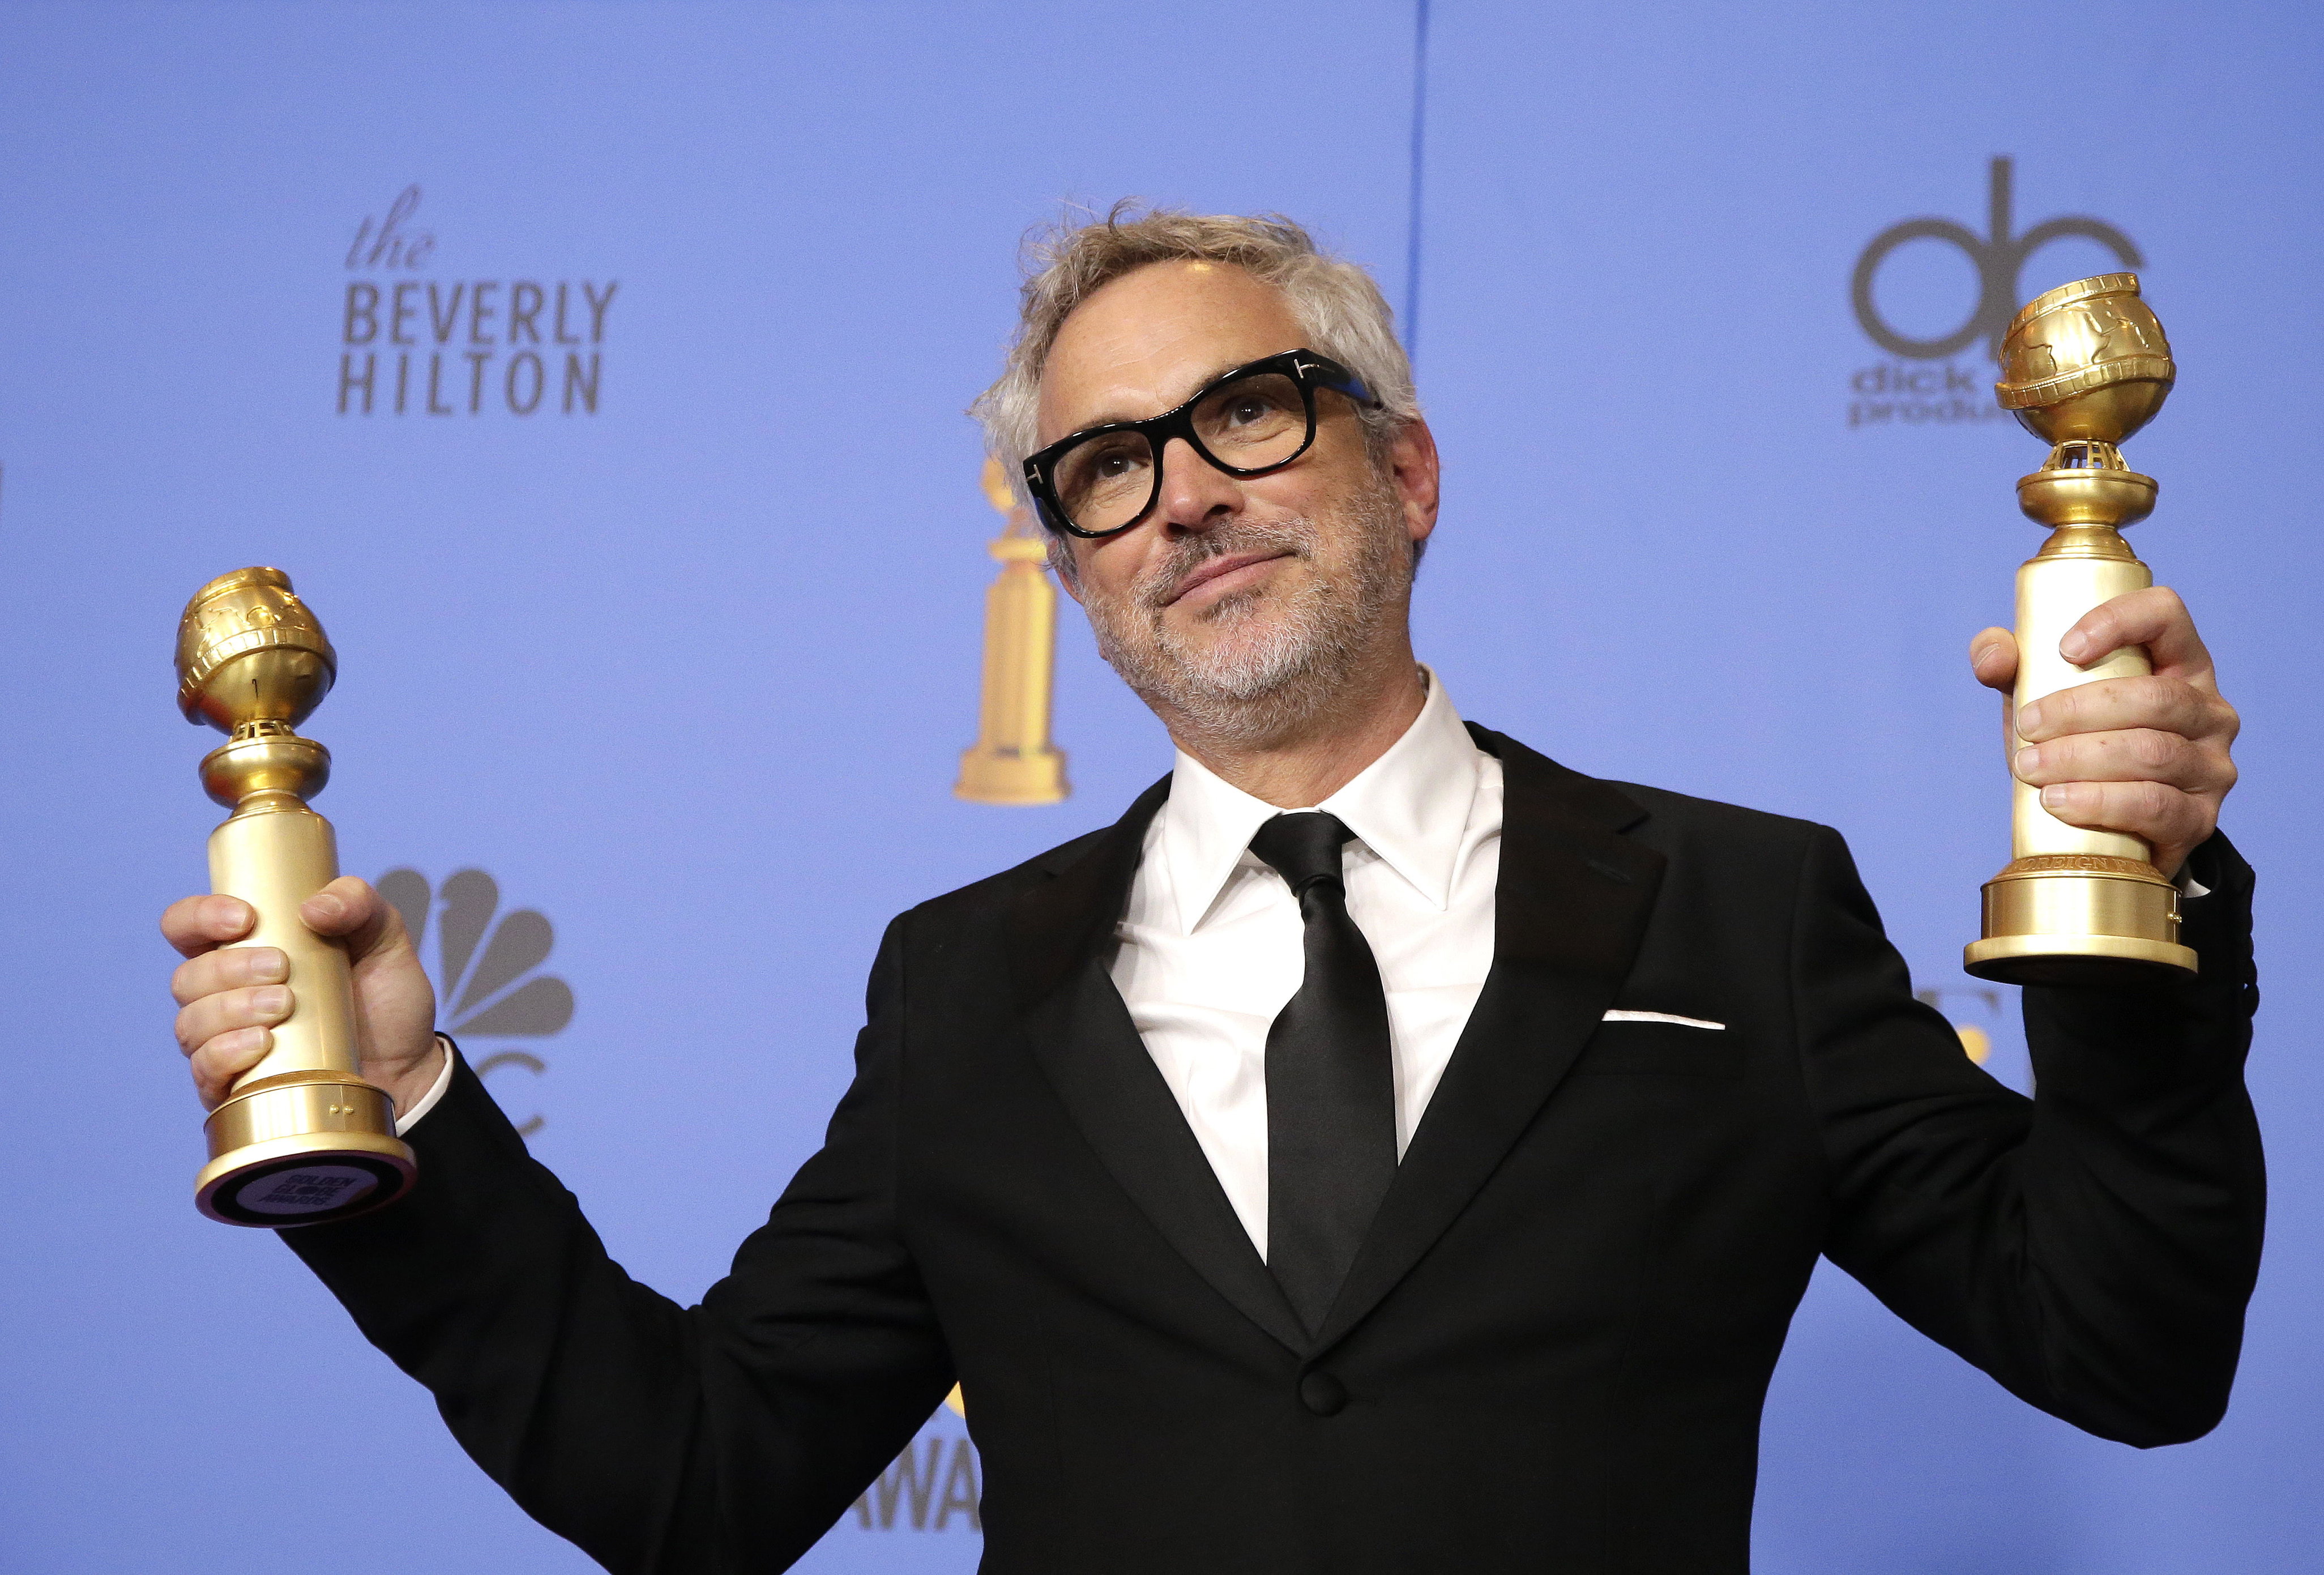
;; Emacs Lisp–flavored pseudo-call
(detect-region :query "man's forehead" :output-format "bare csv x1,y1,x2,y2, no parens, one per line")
1039,261,1305,436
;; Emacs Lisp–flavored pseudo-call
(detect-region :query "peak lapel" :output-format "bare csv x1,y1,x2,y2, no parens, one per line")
1009,776,1309,1356
1312,727,1666,1353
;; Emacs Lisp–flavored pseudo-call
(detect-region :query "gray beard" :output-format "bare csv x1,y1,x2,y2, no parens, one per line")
1081,481,1409,752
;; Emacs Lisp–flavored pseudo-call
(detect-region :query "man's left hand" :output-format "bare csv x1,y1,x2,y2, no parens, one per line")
1969,586,2240,881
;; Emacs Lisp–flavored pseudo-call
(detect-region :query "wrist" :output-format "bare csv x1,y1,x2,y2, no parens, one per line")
383,1035,448,1118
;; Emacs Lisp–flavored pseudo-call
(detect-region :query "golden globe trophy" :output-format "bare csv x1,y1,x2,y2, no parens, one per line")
1964,275,2198,986
956,458,1069,804
177,568,416,1224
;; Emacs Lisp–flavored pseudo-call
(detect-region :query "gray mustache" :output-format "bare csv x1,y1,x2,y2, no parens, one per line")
1135,521,1317,611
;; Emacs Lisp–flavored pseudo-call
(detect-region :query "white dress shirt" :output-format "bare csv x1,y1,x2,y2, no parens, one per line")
399,675,1501,1243
396,669,2203,1253
1109,672,1500,1261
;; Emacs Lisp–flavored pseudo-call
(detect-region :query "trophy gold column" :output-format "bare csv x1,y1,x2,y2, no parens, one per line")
177,568,416,1224
956,458,1070,804
1964,275,2198,986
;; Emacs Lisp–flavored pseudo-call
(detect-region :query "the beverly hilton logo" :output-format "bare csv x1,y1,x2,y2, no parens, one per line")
379,868,574,1134
1847,157,2141,428
337,186,618,419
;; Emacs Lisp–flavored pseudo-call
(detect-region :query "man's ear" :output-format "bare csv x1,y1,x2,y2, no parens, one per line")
1387,419,1442,549
1049,538,1085,604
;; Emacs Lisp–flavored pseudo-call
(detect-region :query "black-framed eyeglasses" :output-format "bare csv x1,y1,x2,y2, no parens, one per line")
1022,349,1380,539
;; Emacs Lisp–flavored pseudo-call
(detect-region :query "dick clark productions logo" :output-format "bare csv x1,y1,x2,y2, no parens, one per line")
336,185,618,418
1846,157,2141,428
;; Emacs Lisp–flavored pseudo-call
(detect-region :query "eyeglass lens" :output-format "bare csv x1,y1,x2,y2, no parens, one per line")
1050,370,1310,534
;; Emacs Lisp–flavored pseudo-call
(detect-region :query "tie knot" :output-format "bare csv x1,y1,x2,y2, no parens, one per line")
1249,812,1355,894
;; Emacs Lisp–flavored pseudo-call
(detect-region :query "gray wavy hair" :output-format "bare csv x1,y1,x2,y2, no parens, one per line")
971,203,1423,517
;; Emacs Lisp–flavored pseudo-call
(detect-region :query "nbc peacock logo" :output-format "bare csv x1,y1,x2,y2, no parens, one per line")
378,868,574,1136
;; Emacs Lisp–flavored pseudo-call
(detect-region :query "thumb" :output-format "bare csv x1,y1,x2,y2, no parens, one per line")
298,877,407,963
1968,627,2018,694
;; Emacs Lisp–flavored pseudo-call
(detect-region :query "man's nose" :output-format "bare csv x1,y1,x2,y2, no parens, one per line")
1153,436,1242,533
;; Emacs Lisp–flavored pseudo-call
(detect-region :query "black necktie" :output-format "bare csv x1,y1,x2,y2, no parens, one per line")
1249,811,1398,1336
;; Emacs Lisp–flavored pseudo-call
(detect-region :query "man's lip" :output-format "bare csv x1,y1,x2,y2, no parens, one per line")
1164,550,1292,607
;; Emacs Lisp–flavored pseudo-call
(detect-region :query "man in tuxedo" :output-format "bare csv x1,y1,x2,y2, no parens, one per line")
163,208,2258,1574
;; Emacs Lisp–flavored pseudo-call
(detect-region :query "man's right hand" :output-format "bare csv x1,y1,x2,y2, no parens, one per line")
163,877,444,1117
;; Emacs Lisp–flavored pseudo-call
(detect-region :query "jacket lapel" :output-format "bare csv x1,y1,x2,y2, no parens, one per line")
1311,725,1666,1353
1009,776,1310,1356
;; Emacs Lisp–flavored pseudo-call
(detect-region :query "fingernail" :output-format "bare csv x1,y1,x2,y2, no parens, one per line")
253,987,290,1015
248,950,287,983
2016,700,2043,735
307,893,346,922
228,1026,270,1056
2041,785,2068,810
2060,632,2091,663
2014,746,2040,777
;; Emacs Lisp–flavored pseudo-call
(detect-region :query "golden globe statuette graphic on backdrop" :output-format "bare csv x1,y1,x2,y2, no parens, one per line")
176,569,417,1224
956,457,1069,804
1964,275,2198,985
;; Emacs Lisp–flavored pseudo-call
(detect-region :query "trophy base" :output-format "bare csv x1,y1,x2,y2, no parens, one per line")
1964,857,2197,988
955,745,1069,805
195,1070,416,1227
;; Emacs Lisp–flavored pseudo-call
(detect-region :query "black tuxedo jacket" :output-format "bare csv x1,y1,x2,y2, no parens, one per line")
289,727,2263,1574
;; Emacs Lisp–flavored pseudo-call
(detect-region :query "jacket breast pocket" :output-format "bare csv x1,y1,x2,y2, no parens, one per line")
1573,1018,1744,1080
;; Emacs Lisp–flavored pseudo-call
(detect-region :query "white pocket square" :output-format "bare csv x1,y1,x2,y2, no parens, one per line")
1601,1010,1725,1031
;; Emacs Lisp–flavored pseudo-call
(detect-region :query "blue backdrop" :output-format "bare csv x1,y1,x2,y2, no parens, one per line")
2,4,2317,1572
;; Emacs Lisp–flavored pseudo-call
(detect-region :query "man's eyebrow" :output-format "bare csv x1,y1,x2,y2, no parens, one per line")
1064,357,1253,435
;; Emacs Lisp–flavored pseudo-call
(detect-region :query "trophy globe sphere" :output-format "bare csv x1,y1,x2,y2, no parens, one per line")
176,567,338,734
1995,274,2175,447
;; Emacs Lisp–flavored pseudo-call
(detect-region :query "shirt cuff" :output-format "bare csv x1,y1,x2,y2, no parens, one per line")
2177,868,2211,900
393,1035,457,1136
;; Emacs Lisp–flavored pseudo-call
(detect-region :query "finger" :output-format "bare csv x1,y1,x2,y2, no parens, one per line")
160,894,255,959
2015,673,2237,747
189,1028,274,1109
2036,778,2216,855
2013,728,2236,796
2060,587,2216,686
300,876,375,938
169,944,288,1007
300,877,408,965
174,983,296,1056
1969,627,2018,693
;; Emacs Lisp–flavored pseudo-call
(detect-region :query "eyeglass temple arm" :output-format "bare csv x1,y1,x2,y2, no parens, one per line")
1302,360,1381,408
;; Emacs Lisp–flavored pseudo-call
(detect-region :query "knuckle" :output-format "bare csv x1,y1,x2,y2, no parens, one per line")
173,1004,214,1055
2129,730,2179,771
2150,673,2191,705
2133,780,2177,820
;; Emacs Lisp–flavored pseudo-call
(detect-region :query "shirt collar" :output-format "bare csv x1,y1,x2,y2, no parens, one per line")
1156,668,1485,934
